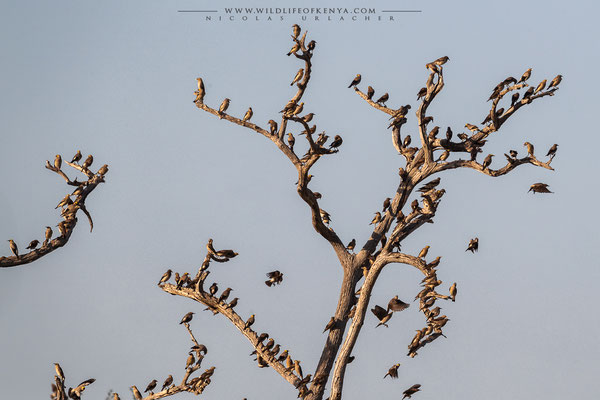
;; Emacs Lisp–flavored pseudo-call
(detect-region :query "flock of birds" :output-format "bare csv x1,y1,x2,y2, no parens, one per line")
4,152,108,261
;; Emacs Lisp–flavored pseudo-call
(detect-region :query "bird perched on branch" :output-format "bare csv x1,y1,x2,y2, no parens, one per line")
418,246,430,259
244,314,255,330
218,98,230,118
71,150,82,163
82,154,94,169
226,297,239,309
375,93,389,105
157,269,172,285
218,287,232,303
268,120,278,135
529,183,553,194
8,240,18,258
446,127,453,140
548,74,562,90
287,42,300,56
180,312,194,324
287,132,295,152
384,363,400,379
534,79,547,94
26,240,39,250
291,69,304,86
98,164,109,176
292,24,300,38
243,107,253,122
131,386,143,400
524,141,534,156
161,375,173,391
54,155,62,170
323,317,336,333
519,68,532,83
346,239,356,252
348,74,361,88
209,282,218,296
265,270,284,286
367,86,375,100
417,178,440,193
482,154,494,170
466,238,479,253
403,384,421,399
370,212,382,225
546,144,558,157
302,113,315,123
329,135,343,149
307,40,316,51
465,123,479,132
144,380,157,393
417,87,427,100
44,226,53,246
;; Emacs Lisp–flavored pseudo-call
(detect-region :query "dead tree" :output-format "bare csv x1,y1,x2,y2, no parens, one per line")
1,153,107,268
155,25,560,400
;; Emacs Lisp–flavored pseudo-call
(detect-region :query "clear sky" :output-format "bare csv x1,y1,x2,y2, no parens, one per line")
1,1,599,399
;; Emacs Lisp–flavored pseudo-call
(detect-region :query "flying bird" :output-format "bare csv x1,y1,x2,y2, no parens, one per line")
403,384,421,399
466,238,479,253
265,270,284,286
384,363,400,379
388,296,410,312
529,183,553,194
348,74,361,88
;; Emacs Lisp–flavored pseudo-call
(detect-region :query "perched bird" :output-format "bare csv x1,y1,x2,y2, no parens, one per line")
376,93,389,105
287,132,296,152
529,183,553,194
287,42,300,56
8,239,18,258
281,100,296,114
384,363,400,379
54,363,65,381
144,380,157,393
26,240,39,250
257,333,269,343
54,154,62,170
132,386,143,400
265,270,284,286
244,314,255,330
302,113,315,123
291,69,304,86
432,56,449,66
323,317,336,333
417,87,427,100
417,178,440,193
509,150,518,159
185,353,195,369
82,154,94,169
243,107,253,122
403,135,411,147
482,154,494,170
218,287,232,303
44,226,53,245
449,282,457,302
511,92,520,106
219,98,230,118
71,150,82,163
226,297,239,309
403,384,421,399
329,135,343,149
157,269,172,285
388,296,410,312
292,102,304,116
307,40,316,51
348,74,361,88
180,312,194,325
382,197,391,212
370,212,382,225
534,79,547,94
346,239,356,252
320,209,331,224
294,360,303,377
162,375,173,391
546,144,558,157
466,238,479,253
268,120,278,135
548,74,562,90
418,246,430,259
524,141,534,156
209,282,218,296
523,87,534,99
519,68,532,83
97,164,109,176
292,24,301,38
367,86,375,100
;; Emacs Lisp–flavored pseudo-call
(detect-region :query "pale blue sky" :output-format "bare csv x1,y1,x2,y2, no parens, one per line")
1,1,599,399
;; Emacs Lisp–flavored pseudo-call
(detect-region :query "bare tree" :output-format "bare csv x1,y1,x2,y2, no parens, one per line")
7,25,561,400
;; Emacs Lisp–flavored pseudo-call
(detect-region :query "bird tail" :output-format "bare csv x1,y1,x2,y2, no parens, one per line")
265,280,273,287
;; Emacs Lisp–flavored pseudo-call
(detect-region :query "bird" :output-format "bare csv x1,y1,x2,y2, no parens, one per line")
71,150,82,163
218,287,232,303
268,120,278,135
323,317,336,333
131,386,143,400
371,305,393,327
226,297,239,309
161,375,173,391
432,56,449,66
346,239,356,252
529,183,553,194
449,282,457,302
375,93,389,105
348,74,361,88
524,141,534,156
466,238,479,253
82,154,93,169
243,107,253,122
307,40,316,51
291,69,304,86
292,102,304,116
265,270,284,286
417,87,427,100
320,209,331,224
546,144,558,157
26,240,39,250
8,239,18,258
509,150,518,159
548,74,562,90
511,92,520,106
534,79,547,94
180,312,194,324
388,296,410,312
445,128,452,141
244,314,255,330
54,363,65,381
367,86,375,100
403,384,421,399
54,155,62,170
98,164,109,176
44,226,53,245
185,353,195,369
287,42,300,56
219,98,230,118
70,378,96,398
113,393,121,400
482,154,494,170
302,113,315,123
287,132,296,152
370,212,382,225
329,135,343,149
417,178,440,193
382,197,391,212
294,360,303,377
157,269,172,286
384,363,400,379
209,282,218,296
523,87,534,99
418,246,430,259
519,68,532,83
292,24,301,38
144,380,157,393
